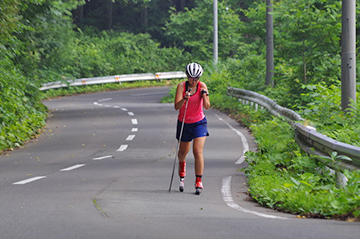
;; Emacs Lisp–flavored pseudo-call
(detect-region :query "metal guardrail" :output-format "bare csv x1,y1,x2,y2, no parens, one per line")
227,87,360,172
227,87,304,122
40,71,187,91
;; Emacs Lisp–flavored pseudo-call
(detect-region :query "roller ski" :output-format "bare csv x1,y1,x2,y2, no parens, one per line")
179,178,185,192
195,176,203,195
179,161,186,192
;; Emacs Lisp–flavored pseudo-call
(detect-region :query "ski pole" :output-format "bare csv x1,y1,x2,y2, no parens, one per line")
169,90,191,192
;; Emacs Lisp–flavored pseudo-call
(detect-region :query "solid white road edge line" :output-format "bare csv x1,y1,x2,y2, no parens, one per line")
221,176,287,220
60,164,85,172
214,113,249,164
13,176,47,185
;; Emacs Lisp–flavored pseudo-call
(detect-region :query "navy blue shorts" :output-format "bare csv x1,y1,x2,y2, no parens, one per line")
176,118,209,142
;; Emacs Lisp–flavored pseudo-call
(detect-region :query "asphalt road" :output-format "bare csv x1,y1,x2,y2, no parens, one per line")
0,86,358,239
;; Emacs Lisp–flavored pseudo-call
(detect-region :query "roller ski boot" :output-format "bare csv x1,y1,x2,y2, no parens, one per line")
195,176,203,195
179,161,186,192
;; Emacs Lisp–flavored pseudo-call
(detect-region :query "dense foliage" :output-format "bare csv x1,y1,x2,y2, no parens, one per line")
298,84,360,146
1,0,191,151
164,0,243,62
204,83,360,220
224,0,359,108
245,115,360,219
1,0,48,151
0,56,47,150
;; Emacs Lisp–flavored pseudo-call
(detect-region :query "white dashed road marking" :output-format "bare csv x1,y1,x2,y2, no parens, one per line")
93,155,113,160
60,164,85,172
117,145,128,152
13,176,47,185
13,99,139,186
126,135,135,141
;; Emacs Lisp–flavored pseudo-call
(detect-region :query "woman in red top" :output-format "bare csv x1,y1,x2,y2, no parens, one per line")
174,63,210,195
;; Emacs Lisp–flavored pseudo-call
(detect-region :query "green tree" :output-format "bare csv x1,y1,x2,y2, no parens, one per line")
222,0,346,108
72,0,198,44
275,0,342,86
164,0,242,62
224,1,267,91
270,0,343,108
13,0,84,83
72,31,189,77
0,0,45,42
0,0,81,151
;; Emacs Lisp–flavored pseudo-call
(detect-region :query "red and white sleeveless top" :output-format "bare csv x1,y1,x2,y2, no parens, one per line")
178,81,205,124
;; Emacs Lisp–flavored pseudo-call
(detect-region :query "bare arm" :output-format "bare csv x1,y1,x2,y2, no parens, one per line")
200,82,210,110
174,82,190,110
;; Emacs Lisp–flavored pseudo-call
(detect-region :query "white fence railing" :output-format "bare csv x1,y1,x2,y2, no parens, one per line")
40,71,187,91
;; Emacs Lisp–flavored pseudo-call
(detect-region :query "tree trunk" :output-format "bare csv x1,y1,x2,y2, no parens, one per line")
303,40,307,84
106,0,113,30
143,5,148,32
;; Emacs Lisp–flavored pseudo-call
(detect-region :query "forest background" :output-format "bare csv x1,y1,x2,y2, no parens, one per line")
1,0,360,219
1,0,359,151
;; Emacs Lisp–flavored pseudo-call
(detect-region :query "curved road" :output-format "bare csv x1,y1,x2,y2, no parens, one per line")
0,87,358,239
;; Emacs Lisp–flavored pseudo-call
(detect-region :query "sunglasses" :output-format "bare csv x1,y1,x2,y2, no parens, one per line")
188,77,199,81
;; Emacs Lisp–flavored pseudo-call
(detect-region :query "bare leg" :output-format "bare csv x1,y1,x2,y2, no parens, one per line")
178,141,191,163
178,141,191,192
193,136,206,176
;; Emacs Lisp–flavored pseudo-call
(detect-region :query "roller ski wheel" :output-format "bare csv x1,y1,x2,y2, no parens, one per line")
179,178,185,192
195,187,202,195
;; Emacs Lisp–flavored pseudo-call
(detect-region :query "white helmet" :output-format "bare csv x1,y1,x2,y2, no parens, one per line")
185,63,203,78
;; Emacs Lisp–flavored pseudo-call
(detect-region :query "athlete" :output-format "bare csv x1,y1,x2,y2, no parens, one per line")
174,62,210,195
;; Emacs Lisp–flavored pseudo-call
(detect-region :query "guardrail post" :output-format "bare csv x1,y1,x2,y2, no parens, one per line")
337,172,348,187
